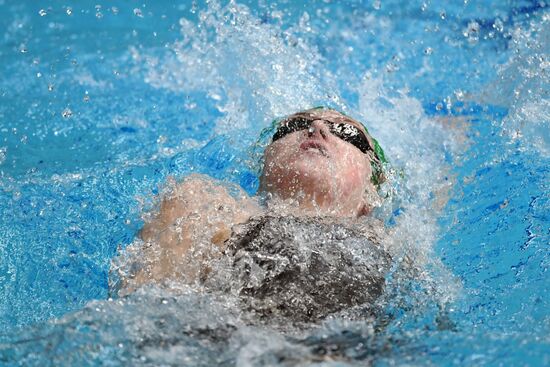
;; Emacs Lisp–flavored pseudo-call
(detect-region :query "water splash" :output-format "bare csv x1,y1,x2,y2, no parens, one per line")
119,0,463,326
138,0,338,138
484,13,549,157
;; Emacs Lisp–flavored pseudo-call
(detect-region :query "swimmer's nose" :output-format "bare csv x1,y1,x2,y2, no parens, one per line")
308,120,330,140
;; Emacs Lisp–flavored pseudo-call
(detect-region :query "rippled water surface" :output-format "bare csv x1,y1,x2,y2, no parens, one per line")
0,0,548,366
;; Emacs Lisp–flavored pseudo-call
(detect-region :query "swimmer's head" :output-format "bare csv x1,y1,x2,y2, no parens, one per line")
259,107,387,217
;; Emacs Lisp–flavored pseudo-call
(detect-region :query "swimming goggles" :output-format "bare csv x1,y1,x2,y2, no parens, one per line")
272,116,375,155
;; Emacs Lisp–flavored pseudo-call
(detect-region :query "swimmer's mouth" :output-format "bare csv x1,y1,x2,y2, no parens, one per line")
300,140,329,157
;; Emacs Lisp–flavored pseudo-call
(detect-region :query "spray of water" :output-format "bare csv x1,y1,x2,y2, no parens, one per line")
114,0,464,318
482,12,549,157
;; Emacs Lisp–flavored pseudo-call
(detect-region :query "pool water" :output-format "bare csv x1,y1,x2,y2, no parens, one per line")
0,0,548,366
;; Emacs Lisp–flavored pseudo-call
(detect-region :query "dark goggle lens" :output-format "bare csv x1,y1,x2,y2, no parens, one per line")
272,117,310,142
272,117,373,155
329,123,372,154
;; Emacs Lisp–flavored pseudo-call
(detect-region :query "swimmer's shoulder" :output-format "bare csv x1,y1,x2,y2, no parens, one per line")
140,173,262,247
114,174,262,295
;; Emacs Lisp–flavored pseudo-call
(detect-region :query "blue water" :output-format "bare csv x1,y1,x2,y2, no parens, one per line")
0,0,548,366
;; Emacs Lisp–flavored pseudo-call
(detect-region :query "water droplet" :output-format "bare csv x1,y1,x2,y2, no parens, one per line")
83,94,90,102
463,21,480,43
38,9,47,17
0,147,6,165
436,102,443,111
424,47,433,55
493,18,504,33
96,11,103,19
36,72,42,78
444,96,452,111
188,212,201,220
511,129,523,139
19,44,28,53
209,93,222,101
111,6,119,15
184,102,197,110
62,108,73,118
47,84,54,92
133,8,143,18
373,0,381,10
499,199,509,209
299,12,311,32
66,7,72,16
421,2,428,11
439,11,446,20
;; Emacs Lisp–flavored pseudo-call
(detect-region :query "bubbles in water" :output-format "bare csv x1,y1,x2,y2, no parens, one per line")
38,9,47,17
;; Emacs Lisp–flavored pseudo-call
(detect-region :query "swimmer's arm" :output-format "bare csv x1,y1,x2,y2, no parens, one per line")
116,174,259,294
140,174,260,250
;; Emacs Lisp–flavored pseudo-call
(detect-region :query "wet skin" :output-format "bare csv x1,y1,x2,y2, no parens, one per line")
115,109,380,293
260,109,377,217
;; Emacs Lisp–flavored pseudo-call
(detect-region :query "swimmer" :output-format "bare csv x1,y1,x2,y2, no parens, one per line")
112,107,391,321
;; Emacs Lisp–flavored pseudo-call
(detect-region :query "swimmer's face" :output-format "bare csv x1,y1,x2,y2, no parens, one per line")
260,109,377,217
